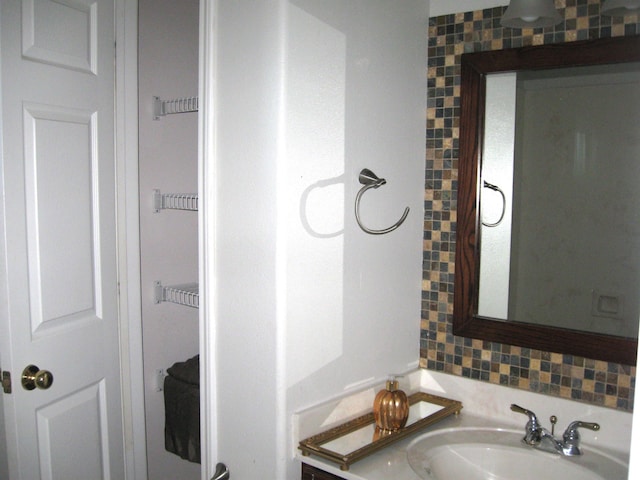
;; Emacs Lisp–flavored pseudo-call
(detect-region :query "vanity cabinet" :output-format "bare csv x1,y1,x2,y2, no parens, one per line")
301,463,346,480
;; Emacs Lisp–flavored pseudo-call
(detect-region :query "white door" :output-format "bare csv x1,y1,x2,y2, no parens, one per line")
0,1,125,479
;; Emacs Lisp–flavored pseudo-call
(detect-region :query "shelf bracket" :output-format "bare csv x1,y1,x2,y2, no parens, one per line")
153,189,198,212
153,96,199,120
154,281,199,308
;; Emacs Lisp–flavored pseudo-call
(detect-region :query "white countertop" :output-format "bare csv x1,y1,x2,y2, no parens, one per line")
294,370,632,480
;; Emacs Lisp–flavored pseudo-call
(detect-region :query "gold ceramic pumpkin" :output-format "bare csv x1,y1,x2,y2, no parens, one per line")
373,379,409,432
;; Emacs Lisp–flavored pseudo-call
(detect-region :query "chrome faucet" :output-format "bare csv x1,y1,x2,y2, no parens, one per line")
510,404,600,456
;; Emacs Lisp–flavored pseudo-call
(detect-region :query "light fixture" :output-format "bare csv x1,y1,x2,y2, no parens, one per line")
501,0,562,28
601,0,640,16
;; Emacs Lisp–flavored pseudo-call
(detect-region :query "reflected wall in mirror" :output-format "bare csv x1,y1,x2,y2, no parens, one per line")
480,62,640,339
455,35,640,366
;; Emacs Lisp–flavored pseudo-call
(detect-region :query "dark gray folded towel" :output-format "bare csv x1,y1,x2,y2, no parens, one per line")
167,354,200,386
164,355,200,463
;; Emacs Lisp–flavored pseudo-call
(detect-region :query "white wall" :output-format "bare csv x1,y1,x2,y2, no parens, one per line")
0,12,8,473
630,339,640,478
138,2,200,479
210,1,427,478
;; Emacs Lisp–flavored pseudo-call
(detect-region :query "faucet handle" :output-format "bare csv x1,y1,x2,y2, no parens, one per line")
511,404,542,445
563,420,600,438
562,421,600,456
510,404,540,426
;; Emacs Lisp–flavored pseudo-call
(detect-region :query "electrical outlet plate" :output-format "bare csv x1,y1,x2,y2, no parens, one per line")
591,290,624,320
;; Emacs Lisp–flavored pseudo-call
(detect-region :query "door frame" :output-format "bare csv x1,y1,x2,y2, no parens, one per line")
198,2,218,479
115,1,147,479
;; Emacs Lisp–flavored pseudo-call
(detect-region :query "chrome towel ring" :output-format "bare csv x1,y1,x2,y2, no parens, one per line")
482,180,506,227
355,168,410,235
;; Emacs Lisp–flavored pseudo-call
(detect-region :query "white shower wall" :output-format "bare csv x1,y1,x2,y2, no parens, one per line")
138,1,200,479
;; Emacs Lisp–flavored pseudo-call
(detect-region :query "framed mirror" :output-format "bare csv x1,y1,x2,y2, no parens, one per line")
454,35,640,366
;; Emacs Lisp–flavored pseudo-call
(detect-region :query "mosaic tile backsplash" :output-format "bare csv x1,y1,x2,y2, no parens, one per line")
420,0,639,412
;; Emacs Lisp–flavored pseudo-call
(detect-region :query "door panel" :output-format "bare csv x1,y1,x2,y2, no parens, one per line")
22,0,97,74
37,380,110,480
24,103,98,328
0,0,124,478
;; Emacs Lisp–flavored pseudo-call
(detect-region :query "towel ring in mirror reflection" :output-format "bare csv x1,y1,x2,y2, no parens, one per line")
355,168,410,235
482,180,506,227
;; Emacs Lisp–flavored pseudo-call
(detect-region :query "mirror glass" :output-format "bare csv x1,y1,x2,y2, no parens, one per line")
454,36,640,365
478,62,640,339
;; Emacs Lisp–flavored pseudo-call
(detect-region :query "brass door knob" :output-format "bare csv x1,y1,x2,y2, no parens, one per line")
21,364,54,391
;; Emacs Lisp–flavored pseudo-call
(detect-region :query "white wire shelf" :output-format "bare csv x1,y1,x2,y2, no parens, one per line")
153,95,199,120
153,190,198,212
154,282,199,308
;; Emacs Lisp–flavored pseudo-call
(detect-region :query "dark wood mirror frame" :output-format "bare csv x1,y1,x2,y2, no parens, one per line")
454,35,640,366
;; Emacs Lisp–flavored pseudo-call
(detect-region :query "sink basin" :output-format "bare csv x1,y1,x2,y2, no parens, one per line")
406,427,628,480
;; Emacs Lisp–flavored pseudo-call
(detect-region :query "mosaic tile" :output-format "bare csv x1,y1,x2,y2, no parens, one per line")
421,1,639,412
